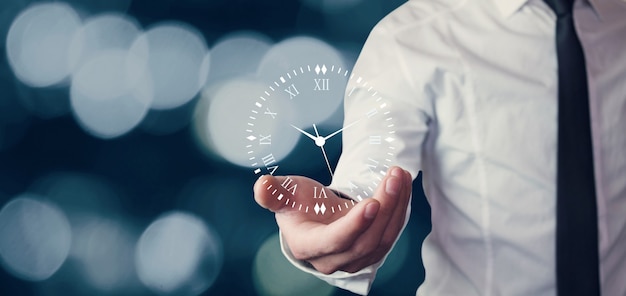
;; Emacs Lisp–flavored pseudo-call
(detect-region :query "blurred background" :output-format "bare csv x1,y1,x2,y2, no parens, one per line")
0,0,432,295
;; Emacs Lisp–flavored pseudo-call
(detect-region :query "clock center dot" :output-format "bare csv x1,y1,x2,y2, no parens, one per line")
315,137,326,147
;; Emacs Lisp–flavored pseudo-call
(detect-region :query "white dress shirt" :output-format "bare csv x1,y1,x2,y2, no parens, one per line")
281,0,626,295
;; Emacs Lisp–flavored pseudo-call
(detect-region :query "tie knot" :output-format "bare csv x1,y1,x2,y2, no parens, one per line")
544,0,574,16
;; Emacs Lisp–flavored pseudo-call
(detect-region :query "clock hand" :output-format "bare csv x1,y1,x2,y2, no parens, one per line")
313,124,321,137
323,119,361,141
312,124,327,147
290,124,317,141
320,145,334,178
313,124,333,177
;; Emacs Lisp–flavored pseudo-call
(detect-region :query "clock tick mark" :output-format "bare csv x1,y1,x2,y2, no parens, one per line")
248,65,397,217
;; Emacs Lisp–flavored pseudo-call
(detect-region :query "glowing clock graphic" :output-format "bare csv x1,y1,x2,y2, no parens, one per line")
246,64,397,216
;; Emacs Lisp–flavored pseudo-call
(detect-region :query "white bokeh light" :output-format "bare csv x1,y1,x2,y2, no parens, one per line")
136,212,222,296
272,63,348,128
68,13,142,73
6,2,81,87
0,195,72,281
129,22,210,110
72,215,138,293
62,0,133,14
208,31,272,81
70,49,152,139
193,78,299,167
257,36,346,84
253,233,334,296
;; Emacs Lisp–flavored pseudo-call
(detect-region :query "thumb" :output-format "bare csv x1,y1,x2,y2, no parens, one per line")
253,174,294,213
254,175,282,212
254,174,373,224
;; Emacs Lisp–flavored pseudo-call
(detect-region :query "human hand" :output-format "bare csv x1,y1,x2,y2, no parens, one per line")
253,166,412,274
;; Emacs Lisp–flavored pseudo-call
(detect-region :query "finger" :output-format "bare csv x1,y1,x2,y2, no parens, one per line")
350,166,407,243
377,168,412,254
253,175,292,213
338,169,413,273
278,197,380,261
255,175,357,221
305,167,412,273
332,166,408,253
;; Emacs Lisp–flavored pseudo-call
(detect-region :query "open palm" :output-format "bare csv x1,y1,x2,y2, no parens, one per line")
253,167,412,274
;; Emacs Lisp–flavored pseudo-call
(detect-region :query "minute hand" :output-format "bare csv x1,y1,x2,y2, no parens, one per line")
290,124,317,141
323,119,361,140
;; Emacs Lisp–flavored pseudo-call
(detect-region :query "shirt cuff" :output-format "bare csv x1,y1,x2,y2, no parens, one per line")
278,194,412,295
279,230,381,295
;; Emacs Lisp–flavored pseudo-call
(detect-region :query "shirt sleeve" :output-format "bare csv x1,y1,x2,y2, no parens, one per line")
279,7,433,295
279,197,411,295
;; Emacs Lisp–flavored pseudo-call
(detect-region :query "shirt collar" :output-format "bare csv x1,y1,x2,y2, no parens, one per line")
586,0,617,21
490,0,531,17
492,0,608,20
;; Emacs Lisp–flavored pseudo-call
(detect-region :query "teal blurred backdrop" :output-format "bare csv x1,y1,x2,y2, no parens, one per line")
0,0,431,295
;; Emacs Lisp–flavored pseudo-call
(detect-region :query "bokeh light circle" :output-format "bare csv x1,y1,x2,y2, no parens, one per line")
136,212,222,296
257,36,346,84
208,31,272,81
70,49,152,139
68,13,142,73
0,195,72,281
6,2,81,87
193,78,299,166
253,233,334,296
61,0,133,14
129,22,210,110
72,216,138,293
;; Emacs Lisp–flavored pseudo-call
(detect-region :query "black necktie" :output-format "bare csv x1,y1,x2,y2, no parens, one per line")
543,0,600,295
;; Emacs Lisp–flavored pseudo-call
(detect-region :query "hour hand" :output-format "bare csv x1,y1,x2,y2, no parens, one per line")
290,124,317,141
323,119,361,141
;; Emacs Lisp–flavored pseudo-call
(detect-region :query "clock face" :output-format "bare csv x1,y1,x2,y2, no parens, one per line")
245,64,397,216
